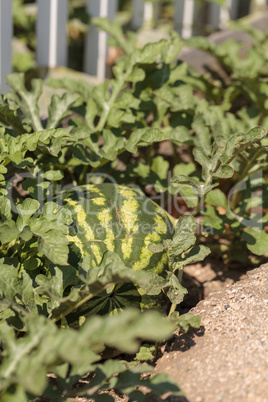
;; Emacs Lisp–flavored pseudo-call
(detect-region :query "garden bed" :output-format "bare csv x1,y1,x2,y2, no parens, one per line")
1,9,268,402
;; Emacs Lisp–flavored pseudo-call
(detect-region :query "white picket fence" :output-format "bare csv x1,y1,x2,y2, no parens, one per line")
0,0,268,92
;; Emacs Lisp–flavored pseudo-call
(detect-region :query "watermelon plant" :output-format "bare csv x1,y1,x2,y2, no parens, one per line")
1,16,268,401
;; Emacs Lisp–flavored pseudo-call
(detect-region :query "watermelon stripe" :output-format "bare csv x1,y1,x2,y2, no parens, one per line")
63,184,174,272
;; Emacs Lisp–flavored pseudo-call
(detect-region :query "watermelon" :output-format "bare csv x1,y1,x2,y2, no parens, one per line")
60,183,175,274
55,184,176,323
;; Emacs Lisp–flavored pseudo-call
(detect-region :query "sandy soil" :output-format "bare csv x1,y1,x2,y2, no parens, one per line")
155,264,268,402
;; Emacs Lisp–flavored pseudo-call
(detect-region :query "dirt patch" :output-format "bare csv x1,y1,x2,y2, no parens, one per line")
155,264,268,402
179,258,248,313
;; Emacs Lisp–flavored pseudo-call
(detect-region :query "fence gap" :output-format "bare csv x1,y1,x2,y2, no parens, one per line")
84,0,117,80
36,0,68,68
0,0,12,93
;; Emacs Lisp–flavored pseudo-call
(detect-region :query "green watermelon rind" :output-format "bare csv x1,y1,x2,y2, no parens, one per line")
61,184,175,274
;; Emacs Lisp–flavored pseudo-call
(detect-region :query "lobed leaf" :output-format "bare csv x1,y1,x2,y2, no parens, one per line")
5,73,43,132
46,92,80,129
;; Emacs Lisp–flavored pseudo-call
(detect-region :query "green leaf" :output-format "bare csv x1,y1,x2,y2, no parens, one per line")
244,126,267,143
42,170,64,181
170,126,194,145
151,156,169,180
85,98,98,129
203,205,226,232
0,317,56,395
135,344,156,362
0,263,21,301
46,77,93,101
162,30,183,64
0,100,27,134
192,117,211,154
128,68,146,83
173,163,196,177
212,164,234,179
193,147,212,181
93,18,132,55
72,143,101,167
20,226,33,242
46,92,80,129
0,195,12,220
0,220,20,244
0,263,37,313
141,271,167,296
170,312,201,333
36,265,77,304
242,229,268,255
166,272,188,304
38,230,69,266
171,215,197,255
100,130,126,160
84,309,175,353
130,40,168,66
42,202,73,225
48,252,151,322
170,174,199,187
5,73,43,132
126,128,168,153
222,127,267,164
133,161,150,179
0,165,7,174
179,245,211,266
205,189,228,209
0,128,70,165
16,198,40,231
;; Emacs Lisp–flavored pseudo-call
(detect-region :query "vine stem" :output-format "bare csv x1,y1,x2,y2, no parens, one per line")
95,66,133,134
77,64,133,185
168,302,177,317
51,283,113,323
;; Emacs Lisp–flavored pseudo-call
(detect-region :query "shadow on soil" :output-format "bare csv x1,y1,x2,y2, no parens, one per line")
166,326,205,354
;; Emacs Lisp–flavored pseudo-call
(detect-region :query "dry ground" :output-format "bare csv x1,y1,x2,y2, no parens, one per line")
154,263,268,402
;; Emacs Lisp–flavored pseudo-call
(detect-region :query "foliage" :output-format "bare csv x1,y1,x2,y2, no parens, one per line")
1,16,268,401
12,0,90,72
0,24,205,399
12,0,36,73
47,17,268,262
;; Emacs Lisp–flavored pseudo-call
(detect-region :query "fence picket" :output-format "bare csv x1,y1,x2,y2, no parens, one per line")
0,0,12,93
143,1,154,26
174,0,197,38
36,0,68,68
84,0,118,80
209,2,221,30
131,0,144,29
0,0,267,93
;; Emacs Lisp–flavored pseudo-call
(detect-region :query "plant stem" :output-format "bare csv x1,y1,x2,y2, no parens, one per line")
230,147,265,210
95,66,133,134
178,267,183,283
168,302,177,317
78,165,88,185
51,283,112,323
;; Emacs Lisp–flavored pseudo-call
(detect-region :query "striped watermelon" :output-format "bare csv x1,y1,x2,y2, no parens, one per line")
61,183,175,274
58,184,175,322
